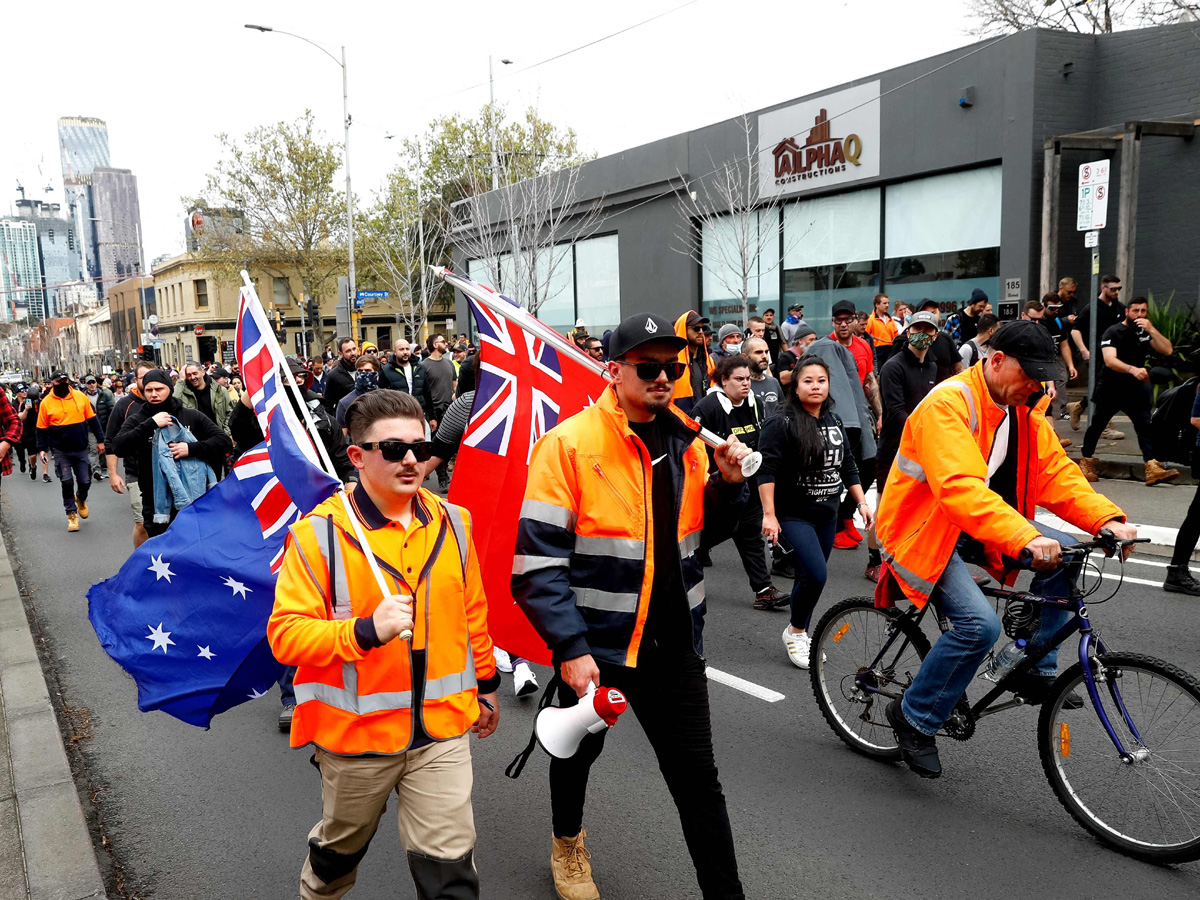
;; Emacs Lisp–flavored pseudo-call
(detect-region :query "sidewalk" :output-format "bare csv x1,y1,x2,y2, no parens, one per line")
0,503,108,899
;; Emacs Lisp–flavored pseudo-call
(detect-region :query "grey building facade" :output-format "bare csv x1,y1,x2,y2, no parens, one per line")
91,167,144,298
15,199,78,318
58,116,111,298
453,23,1200,338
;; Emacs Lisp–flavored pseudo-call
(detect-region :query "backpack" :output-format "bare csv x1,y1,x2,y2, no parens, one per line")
1150,376,1199,467
964,340,981,367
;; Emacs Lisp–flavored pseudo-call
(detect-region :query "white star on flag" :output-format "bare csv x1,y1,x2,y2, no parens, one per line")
147,554,175,583
247,687,269,699
222,576,252,599
197,646,216,660
146,623,175,653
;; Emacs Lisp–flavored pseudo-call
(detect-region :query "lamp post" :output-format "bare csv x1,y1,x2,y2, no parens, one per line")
245,24,356,339
489,56,513,191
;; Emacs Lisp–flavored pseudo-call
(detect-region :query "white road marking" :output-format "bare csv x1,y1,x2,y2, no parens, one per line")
1094,571,1166,588
705,667,786,703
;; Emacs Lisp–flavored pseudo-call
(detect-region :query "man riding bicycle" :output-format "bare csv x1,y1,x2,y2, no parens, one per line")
875,320,1138,778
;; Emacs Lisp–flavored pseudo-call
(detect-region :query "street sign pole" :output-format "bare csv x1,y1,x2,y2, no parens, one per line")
1078,160,1110,427
1088,241,1099,423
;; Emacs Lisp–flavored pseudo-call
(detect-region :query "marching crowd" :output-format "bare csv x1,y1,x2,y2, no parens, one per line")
0,277,1196,900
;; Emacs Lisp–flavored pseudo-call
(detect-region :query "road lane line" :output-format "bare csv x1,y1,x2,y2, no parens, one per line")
705,667,786,703
1094,571,1167,588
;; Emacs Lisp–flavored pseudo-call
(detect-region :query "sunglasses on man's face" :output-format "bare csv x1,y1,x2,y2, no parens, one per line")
357,440,435,462
615,360,688,382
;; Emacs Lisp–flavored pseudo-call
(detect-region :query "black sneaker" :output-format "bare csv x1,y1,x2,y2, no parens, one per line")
30,467,36,481
1163,565,1200,597
42,473,51,483
697,547,713,569
770,556,794,579
886,699,942,778
753,585,789,611
1008,672,1083,709
278,704,295,733
18,459,25,473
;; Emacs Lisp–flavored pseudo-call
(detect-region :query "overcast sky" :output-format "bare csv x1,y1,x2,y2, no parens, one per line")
2,0,980,265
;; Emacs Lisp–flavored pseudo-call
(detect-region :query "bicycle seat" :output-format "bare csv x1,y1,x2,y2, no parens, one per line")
973,574,993,588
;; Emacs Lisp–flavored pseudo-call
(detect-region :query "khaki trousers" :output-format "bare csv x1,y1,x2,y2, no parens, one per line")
300,735,476,900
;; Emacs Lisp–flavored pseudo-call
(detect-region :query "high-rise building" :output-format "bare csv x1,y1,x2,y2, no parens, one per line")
0,220,43,323
58,116,111,297
92,167,143,297
15,199,78,318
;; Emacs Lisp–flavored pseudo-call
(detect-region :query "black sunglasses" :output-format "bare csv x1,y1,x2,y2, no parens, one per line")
357,440,434,462
615,360,688,382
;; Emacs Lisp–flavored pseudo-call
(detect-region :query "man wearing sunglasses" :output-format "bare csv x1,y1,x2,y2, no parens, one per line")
269,388,500,900
514,313,752,900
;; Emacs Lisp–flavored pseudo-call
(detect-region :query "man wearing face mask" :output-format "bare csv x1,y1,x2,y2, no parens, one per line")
710,324,744,362
876,312,940,500
336,355,383,433
37,372,106,532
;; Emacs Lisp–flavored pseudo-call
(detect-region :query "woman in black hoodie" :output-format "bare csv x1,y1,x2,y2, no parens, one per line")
758,355,873,670
113,370,231,537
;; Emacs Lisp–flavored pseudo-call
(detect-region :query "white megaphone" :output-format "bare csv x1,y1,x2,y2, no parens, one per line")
535,682,628,759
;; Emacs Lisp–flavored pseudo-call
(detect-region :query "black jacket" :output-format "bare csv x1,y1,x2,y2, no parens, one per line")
322,358,357,414
105,392,145,479
94,388,116,433
757,409,859,515
229,390,356,483
876,345,938,480
379,360,430,415
113,396,231,524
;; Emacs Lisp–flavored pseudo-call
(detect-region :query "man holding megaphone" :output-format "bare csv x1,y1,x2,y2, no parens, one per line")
514,313,752,900
269,390,501,900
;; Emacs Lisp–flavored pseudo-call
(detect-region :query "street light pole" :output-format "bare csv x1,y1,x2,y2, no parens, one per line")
245,24,356,344
488,56,513,192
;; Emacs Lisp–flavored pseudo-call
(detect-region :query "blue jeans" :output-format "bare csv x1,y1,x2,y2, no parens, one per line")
900,522,1078,736
779,505,838,631
278,666,296,706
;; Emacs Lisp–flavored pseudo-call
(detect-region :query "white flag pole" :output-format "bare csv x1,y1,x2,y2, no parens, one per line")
431,266,761,477
238,272,408,636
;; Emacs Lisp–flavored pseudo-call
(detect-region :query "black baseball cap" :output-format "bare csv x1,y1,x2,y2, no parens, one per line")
609,313,688,359
283,355,309,375
989,320,1060,381
685,311,709,329
831,299,857,317
51,370,68,381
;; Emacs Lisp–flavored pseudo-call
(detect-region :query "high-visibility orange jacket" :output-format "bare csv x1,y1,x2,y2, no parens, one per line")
36,386,104,452
864,312,898,349
876,364,1124,606
672,311,714,413
268,485,498,755
513,385,743,667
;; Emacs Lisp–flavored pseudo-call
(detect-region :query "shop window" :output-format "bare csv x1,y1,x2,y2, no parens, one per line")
375,326,392,351
195,279,209,309
574,234,621,337
699,210,780,329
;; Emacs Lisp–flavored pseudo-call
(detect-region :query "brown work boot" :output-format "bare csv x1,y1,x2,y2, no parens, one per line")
1101,426,1125,440
76,495,89,519
1146,460,1180,487
551,829,599,900
66,512,80,533
1078,456,1099,483
1067,400,1083,431
1059,435,1073,448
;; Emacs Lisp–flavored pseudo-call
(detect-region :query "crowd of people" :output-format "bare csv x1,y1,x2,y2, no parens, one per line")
0,281,1195,900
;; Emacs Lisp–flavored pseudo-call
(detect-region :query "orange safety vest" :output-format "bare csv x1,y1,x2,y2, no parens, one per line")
268,486,495,755
864,312,898,349
875,363,1124,607
671,310,714,407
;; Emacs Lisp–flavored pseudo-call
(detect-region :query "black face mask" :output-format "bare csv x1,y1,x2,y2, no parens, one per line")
53,382,71,398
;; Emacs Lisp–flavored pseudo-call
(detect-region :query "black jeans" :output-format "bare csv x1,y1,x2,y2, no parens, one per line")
1173,451,1200,567
549,650,744,900
1081,384,1155,461
701,487,770,592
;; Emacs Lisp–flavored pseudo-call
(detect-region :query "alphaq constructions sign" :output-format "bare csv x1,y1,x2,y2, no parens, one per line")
758,81,880,199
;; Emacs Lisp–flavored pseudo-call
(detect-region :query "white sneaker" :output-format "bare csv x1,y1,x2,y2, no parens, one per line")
493,647,514,674
513,661,539,697
783,627,811,669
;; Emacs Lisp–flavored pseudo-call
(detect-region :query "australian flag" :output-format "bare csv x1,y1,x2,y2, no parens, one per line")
87,281,340,728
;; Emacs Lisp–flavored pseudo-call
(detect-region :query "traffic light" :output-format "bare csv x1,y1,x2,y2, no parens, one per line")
306,298,319,325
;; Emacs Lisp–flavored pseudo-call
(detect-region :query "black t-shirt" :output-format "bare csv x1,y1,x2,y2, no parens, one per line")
628,417,689,655
194,383,215,423
1099,320,1153,391
1040,314,1067,352
762,323,783,359
891,331,957,383
774,348,798,382
1073,298,1125,352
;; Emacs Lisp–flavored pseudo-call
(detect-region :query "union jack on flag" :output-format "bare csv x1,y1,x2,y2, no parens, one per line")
444,275,606,664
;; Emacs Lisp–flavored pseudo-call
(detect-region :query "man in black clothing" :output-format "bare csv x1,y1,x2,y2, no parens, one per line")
454,344,476,397
693,354,785,610
1068,274,1127,434
113,370,231,539
891,300,959,383
876,311,939,496
773,325,817,386
945,288,988,348
1039,292,1077,420
378,339,429,415
421,334,457,491
322,337,359,413
1079,297,1179,486
761,308,783,360
105,361,153,548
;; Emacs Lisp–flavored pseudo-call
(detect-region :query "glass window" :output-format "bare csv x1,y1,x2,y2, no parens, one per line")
273,276,290,307
883,167,1001,310
575,235,620,336
699,209,781,329
781,188,881,334
195,279,208,309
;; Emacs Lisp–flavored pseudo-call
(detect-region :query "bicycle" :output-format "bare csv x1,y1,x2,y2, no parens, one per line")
809,529,1200,864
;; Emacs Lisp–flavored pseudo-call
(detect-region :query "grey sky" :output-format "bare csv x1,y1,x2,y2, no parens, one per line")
2,0,977,268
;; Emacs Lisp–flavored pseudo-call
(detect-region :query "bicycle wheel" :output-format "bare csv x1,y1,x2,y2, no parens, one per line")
1038,652,1200,864
810,597,931,761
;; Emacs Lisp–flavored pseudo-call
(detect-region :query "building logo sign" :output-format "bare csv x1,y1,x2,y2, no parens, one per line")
758,81,880,198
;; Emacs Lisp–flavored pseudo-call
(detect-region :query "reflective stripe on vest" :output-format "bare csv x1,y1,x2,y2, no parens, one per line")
575,534,643,559
687,581,705,610
894,453,926,482
876,536,939,597
678,529,701,560
309,515,352,620
512,554,569,575
575,587,640,613
520,498,577,532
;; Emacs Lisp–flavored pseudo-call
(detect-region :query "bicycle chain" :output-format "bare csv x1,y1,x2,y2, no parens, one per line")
941,696,977,742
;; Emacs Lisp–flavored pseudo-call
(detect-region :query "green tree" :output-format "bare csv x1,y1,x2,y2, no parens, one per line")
187,111,346,349
967,0,1199,37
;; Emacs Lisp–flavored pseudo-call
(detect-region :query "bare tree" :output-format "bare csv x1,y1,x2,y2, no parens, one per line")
967,0,1198,37
450,148,607,319
674,114,799,329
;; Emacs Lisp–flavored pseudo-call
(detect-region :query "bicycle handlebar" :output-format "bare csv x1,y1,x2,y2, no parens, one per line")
1013,528,1151,569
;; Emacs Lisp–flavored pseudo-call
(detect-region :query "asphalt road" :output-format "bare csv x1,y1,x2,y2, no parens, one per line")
3,468,1200,900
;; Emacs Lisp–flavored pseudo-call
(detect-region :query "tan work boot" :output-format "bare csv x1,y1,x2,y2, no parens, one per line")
551,829,599,900
1101,426,1125,441
1078,456,1099,483
76,495,89,519
1067,400,1083,431
1146,459,1180,487
66,512,80,533
1059,436,1073,448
